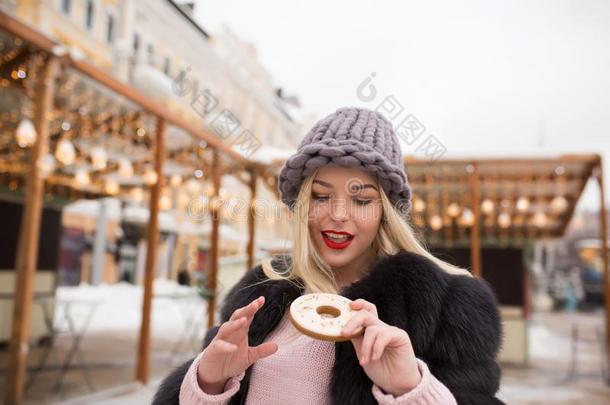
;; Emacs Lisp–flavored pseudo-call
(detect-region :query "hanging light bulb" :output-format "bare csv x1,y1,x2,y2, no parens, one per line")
481,198,495,215
105,178,119,195
74,168,90,186
90,146,108,170
160,195,172,210
516,197,530,212
205,184,216,196
170,174,182,187
185,178,201,194
413,198,426,213
143,168,158,185
498,212,511,229
550,196,568,214
16,118,37,147
118,158,133,177
446,202,461,218
532,211,548,228
38,154,56,178
429,214,443,230
177,191,190,208
460,208,474,227
130,187,144,203
55,138,76,165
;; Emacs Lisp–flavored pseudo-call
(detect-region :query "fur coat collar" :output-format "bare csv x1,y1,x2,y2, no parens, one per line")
154,251,505,404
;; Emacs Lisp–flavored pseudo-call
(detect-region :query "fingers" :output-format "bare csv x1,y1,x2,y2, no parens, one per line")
349,299,378,317
248,341,278,363
229,296,265,324
341,310,379,337
216,316,248,340
210,339,238,353
359,325,382,365
370,327,410,362
371,332,393,361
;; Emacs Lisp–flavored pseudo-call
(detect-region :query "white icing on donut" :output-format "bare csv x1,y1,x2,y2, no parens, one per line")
289,293,358,338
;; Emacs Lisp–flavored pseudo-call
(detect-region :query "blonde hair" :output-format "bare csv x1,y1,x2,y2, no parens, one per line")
260,169,471,294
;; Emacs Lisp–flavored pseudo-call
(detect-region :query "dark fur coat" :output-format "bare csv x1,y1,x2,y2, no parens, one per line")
153,251,505,404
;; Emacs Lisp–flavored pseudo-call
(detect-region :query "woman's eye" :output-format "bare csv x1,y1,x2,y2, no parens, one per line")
354,199,373,206
312,194,330,201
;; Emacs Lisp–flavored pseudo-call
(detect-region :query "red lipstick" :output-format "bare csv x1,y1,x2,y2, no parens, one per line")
322,229,354,249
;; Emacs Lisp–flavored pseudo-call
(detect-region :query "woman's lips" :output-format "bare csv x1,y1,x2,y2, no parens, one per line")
321,231,354,250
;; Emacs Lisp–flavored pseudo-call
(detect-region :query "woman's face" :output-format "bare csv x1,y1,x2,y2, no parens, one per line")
308,166,383,271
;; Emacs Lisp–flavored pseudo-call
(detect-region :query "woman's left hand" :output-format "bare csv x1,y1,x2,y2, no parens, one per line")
341,298,421,397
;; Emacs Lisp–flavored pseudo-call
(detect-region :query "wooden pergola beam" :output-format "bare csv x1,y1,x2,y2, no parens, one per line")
469,163,482,277
247,169,258,271
557,162,596,236
594,156,610,383
404,153,600,166
135,117,166,384
5,56,59,405
207,150,221,329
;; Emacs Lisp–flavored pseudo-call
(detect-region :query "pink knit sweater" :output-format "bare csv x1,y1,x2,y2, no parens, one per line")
179,312,456,404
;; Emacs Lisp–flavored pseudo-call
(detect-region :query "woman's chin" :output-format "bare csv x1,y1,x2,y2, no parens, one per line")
319,250,354,268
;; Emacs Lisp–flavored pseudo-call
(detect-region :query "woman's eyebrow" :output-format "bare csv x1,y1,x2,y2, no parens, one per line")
313,180,379,191
350,183,379,192
312,180,332,188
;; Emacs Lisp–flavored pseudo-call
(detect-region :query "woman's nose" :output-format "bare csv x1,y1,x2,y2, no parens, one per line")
329,198,349,221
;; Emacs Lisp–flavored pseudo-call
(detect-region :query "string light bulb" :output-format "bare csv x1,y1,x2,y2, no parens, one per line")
460,208,474,227
516,197,530,212
481,198,495,214
38,154,56,178
90,146,108,170
16,118,37,147
532,211,548,228
105,178,120,195
550,196,568,214
447,202,461,218
185,178,200,194
170,174,182,187
498,212,511,229
74,168,91,186
413,198,426,213
430,214,443,230
118,158,133,177
55,138,76,165
143,168,158,185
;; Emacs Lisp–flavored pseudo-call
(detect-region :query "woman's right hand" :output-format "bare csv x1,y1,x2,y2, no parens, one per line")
197,296,278,394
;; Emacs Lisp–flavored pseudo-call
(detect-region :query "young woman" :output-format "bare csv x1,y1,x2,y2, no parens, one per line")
154,107,504,404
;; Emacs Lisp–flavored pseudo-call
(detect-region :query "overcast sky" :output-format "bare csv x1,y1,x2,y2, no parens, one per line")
193,0,610,211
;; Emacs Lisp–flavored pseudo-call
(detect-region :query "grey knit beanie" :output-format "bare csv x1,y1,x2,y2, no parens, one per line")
279,107,412,216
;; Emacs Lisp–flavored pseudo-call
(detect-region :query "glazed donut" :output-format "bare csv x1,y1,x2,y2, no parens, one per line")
288,293,364,342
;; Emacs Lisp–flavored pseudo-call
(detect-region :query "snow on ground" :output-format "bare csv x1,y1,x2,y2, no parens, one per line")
55,279,204,342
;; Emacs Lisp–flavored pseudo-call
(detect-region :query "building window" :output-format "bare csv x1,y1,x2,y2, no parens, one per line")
147,44,155,66
106,13,114,44
61,0,71,15
85,0,95,29
163,57,171,75
133,33,140,53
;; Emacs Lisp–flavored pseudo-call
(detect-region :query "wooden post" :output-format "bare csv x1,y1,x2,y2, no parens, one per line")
135,117,165,384
246,169,257,271
469,163,482,277
5,56,59,405
595,157,610,383
207,150,221,329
